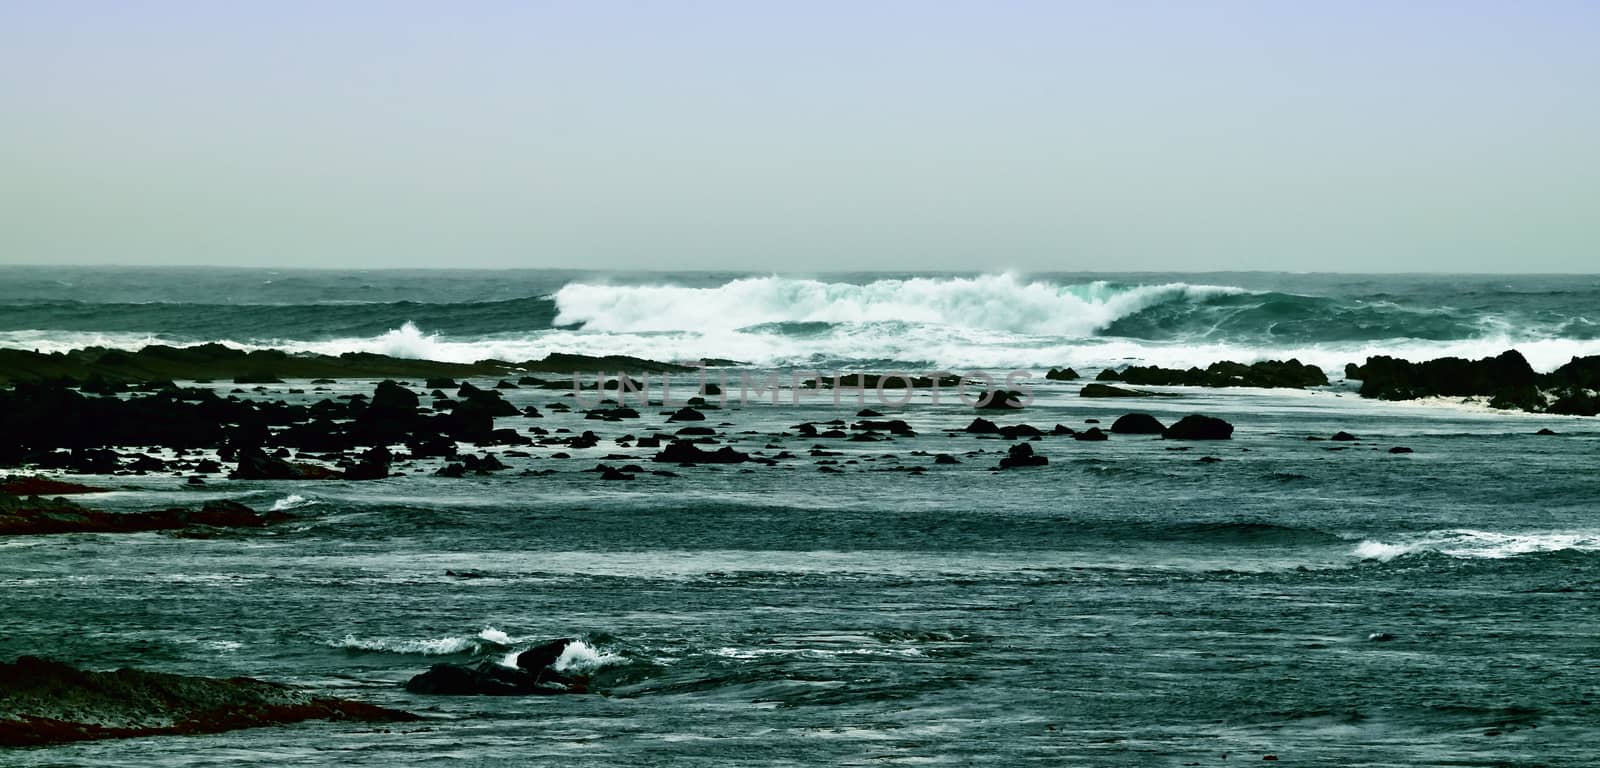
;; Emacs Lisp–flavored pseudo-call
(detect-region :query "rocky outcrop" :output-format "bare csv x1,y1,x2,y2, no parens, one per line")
1344,349,1600,415
1044,368,1080,381
404,638,589,696
1097,359,1327,389
0,496,289,537
0,656,416,747
1347,350,1540,407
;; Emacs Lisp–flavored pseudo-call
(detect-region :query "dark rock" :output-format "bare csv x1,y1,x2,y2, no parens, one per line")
964,418,1001,435
675,426,717,436
231,447,337,480
933,454,960,465
126,453,167,472
853,419,915,436
403,660,585,696
1109,413,1165,434
1388,446,1414,454
1163,415,1234,440
997,443,1047,469
974,390,1025,410
369,380,419,413
1,495,283,536
667,407,706,422
1535,428,1558,436
1548,390,1600,416
652,440,749,464
342,450,390,480
857,408,884,417
1101,359,1327,389
462,453,508,472
515,639,573,673
1073,427,1108,441
0,656,416,747
998,424,1043,439
1331,431,1359,442
1080,383,1153,398
1045,367,1079,381
1348,350,1539,406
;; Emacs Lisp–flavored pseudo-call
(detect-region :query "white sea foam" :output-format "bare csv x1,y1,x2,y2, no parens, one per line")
1354,530,1600,562
331,626,515,655
269,494,318,512
553,639,623,673
551,274,1249,336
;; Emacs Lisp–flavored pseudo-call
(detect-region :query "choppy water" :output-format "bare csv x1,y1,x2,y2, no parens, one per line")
3,374,1598,765
3,267,1600,371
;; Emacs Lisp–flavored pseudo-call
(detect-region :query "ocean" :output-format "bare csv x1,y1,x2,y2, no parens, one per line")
2,267,1598,765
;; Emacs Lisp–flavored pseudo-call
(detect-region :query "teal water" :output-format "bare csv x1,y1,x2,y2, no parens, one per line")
2,377,1598,765
2,269,1599,765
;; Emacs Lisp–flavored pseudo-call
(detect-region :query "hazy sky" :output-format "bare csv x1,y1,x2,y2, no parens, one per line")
2,1,1596,272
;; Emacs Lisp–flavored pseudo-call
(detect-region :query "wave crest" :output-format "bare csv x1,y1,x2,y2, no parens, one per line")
552,274,1250,336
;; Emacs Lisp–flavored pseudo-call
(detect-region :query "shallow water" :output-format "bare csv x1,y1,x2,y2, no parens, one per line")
3,378,1598,765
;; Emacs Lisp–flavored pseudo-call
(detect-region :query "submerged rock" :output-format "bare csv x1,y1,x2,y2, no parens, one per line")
0,656,416,747
1,495,288,537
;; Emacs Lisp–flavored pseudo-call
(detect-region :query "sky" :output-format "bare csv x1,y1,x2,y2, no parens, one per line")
1,1,1596,272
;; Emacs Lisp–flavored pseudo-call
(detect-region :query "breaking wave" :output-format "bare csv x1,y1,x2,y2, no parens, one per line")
5,272,1600,371
551,274,1250,336
1353,530,1600,562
